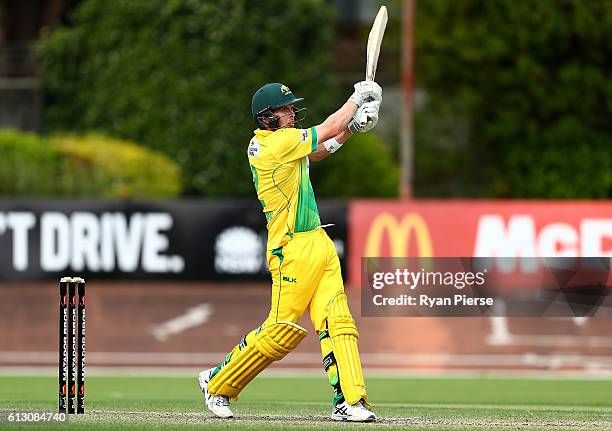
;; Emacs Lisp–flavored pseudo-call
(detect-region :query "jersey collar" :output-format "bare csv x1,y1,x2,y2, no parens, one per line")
254,128,274,137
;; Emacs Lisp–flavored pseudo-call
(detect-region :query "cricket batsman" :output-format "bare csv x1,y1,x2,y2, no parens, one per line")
198,80,382,422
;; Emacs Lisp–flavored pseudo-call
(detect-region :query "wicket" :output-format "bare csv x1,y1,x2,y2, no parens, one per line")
59,276,86,414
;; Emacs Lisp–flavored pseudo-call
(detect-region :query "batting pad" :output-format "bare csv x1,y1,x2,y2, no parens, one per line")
207,321,308,399
327,293,368,405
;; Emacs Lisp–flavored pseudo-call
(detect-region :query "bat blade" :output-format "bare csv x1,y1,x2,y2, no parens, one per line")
366,5,388,81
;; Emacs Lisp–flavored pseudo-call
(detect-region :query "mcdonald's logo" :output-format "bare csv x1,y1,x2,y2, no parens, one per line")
364,212,434,257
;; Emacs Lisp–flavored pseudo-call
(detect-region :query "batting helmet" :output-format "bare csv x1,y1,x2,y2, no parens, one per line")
252,83,304,129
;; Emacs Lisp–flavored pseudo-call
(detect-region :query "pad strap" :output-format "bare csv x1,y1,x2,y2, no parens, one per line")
323,351,336,371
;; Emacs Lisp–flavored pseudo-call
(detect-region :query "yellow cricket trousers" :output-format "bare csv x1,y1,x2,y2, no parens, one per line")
265,227,344,331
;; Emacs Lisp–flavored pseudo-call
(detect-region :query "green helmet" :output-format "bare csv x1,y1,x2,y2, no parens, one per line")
251,83,304,128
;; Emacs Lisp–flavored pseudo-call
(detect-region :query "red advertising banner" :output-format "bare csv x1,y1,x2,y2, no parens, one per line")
349,200,612,287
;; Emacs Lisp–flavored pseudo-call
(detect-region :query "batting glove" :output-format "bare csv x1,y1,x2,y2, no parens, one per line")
348,100,380,134
348,81,383,106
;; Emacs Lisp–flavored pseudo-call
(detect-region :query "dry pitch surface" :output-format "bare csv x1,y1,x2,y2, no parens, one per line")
76,408,611,430
1,373,611,430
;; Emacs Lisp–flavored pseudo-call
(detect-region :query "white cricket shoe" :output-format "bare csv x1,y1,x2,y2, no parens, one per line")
331,399,377,422
198,367,233,418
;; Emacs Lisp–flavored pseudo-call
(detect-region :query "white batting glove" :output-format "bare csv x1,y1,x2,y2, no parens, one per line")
348,81,383,106
348,100,380,134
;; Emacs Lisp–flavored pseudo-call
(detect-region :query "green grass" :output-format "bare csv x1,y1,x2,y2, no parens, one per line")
1,373,611,430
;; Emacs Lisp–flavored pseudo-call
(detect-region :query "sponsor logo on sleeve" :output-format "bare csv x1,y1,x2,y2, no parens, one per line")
248,139,261,157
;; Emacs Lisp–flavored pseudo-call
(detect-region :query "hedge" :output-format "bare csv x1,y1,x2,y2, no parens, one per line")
0,129,182,198
50,134,182,198
0,129,63,196
312,132,398,198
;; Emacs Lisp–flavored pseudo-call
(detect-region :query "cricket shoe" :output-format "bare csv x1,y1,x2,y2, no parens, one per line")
331,399,377,422
198,368,233,418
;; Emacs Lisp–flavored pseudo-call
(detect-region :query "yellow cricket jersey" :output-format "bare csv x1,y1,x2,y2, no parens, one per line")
247,127,321,252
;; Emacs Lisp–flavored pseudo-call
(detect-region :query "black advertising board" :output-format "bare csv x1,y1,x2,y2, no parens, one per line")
0,199,347,281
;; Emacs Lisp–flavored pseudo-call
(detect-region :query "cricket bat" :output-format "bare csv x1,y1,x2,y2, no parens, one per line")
366,5,388,81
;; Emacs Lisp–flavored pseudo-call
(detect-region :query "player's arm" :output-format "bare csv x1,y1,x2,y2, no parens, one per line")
314,101,358,144
314,81,382,144
309,99,381,162
273,82,382,163
309,129,352,162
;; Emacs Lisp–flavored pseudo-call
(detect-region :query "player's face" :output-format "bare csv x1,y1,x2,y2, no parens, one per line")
273,105,295,129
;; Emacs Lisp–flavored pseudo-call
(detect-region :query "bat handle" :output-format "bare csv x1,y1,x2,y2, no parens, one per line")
364,75,376,103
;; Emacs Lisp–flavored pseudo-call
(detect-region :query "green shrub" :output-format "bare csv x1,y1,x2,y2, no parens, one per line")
0,129,182,198
0,129,64,196
38,0,337,196
50,134,182,198
311,132,398,198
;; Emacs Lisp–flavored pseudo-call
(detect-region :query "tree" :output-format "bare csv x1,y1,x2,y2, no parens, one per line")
414,0,612,198
39,0,337,196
